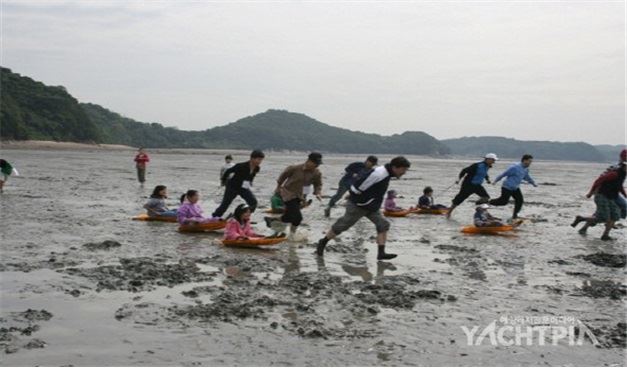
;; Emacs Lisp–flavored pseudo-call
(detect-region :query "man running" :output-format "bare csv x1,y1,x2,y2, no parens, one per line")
324,155,378,217
489,154,538,219
212,150,265,218
316,156,411,260
265,152,323,236
446,153,497,219
571,161,626,240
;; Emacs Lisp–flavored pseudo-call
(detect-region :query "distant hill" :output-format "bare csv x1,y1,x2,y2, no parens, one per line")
594,144,625,162
442,136,607,162
1,67,448,155
0,67,101,142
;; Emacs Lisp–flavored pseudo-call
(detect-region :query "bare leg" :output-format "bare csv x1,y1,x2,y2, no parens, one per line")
601,220,615,240
376,231,387,246
446,205,457,219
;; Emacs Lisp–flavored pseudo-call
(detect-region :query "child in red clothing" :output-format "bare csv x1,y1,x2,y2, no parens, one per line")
134,148,150,184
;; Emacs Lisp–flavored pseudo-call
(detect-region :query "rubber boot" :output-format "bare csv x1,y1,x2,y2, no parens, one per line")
377,245,397,260
316,237,329,256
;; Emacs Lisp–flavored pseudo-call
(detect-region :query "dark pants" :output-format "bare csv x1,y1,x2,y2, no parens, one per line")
212,186,257,217
452,183,489,206
489,187,524,218
281,198,303,226
328,181,350,208
136,167,146,183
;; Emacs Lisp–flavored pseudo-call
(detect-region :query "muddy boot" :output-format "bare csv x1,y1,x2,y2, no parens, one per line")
316,237,329,256
377,245,397,260
571,216,584,228
601,234,614,241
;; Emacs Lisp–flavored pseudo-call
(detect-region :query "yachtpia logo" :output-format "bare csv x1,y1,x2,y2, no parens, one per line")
461,315,600,346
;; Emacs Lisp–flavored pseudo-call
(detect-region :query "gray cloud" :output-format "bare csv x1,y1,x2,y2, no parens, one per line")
2,0,624,144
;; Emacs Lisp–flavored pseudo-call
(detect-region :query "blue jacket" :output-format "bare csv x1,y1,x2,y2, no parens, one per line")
459,161,490,186
349,164,393,211
494,162,536,191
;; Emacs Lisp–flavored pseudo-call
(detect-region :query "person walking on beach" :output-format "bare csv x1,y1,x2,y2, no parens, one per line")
134,148,150,184
571,161,626,240
212,150,265,218
316,156,411,260
324,155,378,217
446,153,497,219
219,154,235,187
0,159,17,193
488,154,538,220
265,152,323,237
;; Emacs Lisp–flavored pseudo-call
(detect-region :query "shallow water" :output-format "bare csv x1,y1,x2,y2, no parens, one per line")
0,149,625,366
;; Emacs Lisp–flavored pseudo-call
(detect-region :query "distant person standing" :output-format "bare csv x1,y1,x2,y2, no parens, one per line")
0,159,17,193
219,154,235,186
316,156,411,260
212,150,265,218
134,148,150,184
265,152,323,236
324,155,378,218
489,154,538,220
446,153,497,219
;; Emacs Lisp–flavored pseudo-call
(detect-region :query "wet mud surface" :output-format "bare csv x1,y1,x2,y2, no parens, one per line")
0,149,625,365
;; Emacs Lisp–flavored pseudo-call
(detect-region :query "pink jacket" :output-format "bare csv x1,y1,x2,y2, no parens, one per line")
177,200,211,225
384,197,402,211
224,219,259,240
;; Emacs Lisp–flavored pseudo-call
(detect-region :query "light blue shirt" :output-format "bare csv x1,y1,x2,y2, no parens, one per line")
494,162,536,191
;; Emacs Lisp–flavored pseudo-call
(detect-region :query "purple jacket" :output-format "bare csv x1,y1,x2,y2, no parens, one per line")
177,200,210,224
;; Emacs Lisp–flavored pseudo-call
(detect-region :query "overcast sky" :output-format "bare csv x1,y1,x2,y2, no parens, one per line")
1,1,625,145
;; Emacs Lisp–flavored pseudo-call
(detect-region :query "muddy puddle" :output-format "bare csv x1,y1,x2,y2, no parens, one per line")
0,149,625,365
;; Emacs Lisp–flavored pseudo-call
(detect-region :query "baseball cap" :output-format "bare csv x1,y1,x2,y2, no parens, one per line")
485,153,499,161
308,152,323,165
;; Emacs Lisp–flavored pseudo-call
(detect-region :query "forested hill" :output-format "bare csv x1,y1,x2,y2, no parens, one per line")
441,136,609,162
0,67,619,161
1,67,448,155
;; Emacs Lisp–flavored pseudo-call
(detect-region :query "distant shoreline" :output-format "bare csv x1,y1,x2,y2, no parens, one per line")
0,140,136,151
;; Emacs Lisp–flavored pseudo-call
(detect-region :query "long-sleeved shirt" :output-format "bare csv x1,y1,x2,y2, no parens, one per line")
589,168,627,198
177,200,211,224
384,197,402,211
459,161,490,186
221,161,260,189
494,162,536,191
224,219,259,240
277,164,322,202
349,164,393,211
219,162,235,186
340,162,367,185
418,195,434,208
134,153,150,168
473,210,501,227
143,197,170,216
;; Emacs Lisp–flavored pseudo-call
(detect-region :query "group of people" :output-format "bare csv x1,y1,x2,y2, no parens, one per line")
136,147,626,258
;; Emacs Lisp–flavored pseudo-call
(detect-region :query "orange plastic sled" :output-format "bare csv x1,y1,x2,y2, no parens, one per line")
222,237,287,248
461,225,515,235
410,208,449,215
178,220,227,233
132,214,177,223
383,209,413,217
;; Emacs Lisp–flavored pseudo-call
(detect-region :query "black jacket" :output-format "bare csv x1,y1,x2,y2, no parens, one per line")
222,161,260,189
349,164,393,211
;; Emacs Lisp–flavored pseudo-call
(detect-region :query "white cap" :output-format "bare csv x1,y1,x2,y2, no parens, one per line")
478,203,490,209
485,153,499,161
